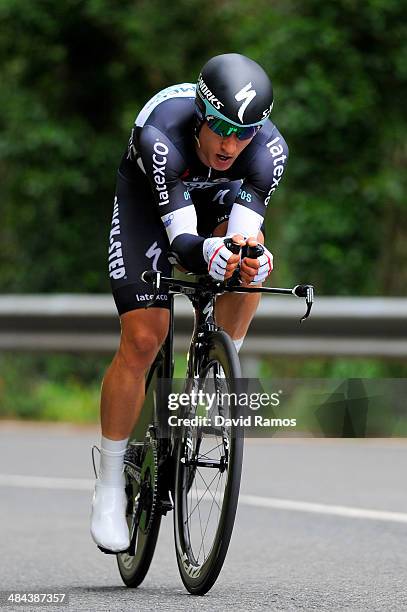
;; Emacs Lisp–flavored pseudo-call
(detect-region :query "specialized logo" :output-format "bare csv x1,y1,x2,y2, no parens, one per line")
203,302,213,321
152,141,170,206
183,180,213,190
264,136,287,206
109,196,126,280
262,101,274,119
145,241,162,271
235,82,257,123
183,177,230,191
212,189,230,206
198,75,224,111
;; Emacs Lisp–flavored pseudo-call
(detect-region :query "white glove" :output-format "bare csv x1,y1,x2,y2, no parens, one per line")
203,237,236,281
246,246,273,285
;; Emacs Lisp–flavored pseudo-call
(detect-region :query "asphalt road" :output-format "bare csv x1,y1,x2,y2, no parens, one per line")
0,422,406,611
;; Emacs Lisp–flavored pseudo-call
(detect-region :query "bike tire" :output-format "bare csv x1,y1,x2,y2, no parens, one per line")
173,330,244,595
117,364,163,588
116,502,161,588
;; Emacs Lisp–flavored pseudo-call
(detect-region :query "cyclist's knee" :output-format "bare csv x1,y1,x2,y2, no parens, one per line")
117,308,169,370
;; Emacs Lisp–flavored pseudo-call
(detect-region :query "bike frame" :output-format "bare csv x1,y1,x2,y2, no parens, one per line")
119,271,314,591
142,271,314,444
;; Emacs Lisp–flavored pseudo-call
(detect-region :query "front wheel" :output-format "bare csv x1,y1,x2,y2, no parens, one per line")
173,331,244,595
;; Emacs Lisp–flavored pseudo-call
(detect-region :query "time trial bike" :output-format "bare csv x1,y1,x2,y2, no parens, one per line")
110,241,314,595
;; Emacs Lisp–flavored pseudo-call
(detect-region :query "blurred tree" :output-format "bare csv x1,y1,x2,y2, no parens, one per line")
0,0,232,291
229,0,407,294
0,0,405,294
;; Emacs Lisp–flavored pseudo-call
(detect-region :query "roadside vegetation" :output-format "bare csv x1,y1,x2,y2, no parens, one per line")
0,1,405,429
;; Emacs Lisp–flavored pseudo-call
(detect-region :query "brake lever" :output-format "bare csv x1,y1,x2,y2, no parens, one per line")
223,238,242,286
224,240,266,286
292,284,315,322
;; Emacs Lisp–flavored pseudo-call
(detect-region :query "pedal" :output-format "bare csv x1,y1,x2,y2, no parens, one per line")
97,545,129,555
159,498,174,515
158,487,174,515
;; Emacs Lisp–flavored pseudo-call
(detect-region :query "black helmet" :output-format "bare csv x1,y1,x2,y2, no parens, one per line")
195,53,274,133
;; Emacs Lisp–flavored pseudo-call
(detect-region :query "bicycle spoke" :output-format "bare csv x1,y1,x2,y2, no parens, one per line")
174,328,246,593
197,441,224,459
195,468,223,512
181,393,232,564
196,472,223,562
184,469,220,522
194,476,206,562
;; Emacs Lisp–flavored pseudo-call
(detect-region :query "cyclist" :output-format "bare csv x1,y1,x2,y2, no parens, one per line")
91,53,288,552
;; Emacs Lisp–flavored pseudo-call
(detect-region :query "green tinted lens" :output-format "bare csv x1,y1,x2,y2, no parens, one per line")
206,117,259,140
207,118,238,137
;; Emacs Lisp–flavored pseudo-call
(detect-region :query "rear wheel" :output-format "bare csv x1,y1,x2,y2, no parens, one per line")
173,331,244,595
116,432,162,587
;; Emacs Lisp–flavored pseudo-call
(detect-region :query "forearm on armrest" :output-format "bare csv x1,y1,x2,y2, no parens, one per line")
170,234,207,273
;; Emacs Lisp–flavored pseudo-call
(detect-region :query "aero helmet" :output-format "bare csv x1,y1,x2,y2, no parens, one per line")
195,53,274,140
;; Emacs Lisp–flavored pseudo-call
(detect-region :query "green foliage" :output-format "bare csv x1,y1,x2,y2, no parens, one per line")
0,354,109,421
230,0,407,294
0,2,405,425
260,355,407,379
0,0,406,294
1,354,406,429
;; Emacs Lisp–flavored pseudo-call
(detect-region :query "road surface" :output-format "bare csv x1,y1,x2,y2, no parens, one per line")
0,422,406,611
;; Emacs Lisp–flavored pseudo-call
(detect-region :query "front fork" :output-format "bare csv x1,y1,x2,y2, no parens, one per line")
181,292,230,469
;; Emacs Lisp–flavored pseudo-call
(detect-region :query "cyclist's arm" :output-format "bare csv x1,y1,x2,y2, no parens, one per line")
226,130,289,238
138,125,207,272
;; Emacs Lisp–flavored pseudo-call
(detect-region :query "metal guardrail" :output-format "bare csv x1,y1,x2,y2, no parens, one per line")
0,295,406,357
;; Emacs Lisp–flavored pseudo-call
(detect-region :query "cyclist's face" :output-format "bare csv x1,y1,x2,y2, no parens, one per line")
196,122,253,171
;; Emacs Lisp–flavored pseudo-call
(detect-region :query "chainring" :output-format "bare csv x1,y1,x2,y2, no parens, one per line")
137,434,159,535
123,433,159,540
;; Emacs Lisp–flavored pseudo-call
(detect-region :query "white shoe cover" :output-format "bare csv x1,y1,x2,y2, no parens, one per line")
90,480,130,552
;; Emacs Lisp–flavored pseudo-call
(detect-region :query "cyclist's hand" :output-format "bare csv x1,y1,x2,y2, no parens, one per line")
240,237,273,285
203,235,245,281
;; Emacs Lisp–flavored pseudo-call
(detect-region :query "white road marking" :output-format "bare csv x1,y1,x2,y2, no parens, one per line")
1,474,406,524
0,474,93,491
237,493,407,524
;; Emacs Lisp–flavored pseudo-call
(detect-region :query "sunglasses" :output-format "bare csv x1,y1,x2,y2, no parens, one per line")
206,116,262,141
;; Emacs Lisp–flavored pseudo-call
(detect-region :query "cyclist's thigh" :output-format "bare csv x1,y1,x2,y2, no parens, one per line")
108,172,172,316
